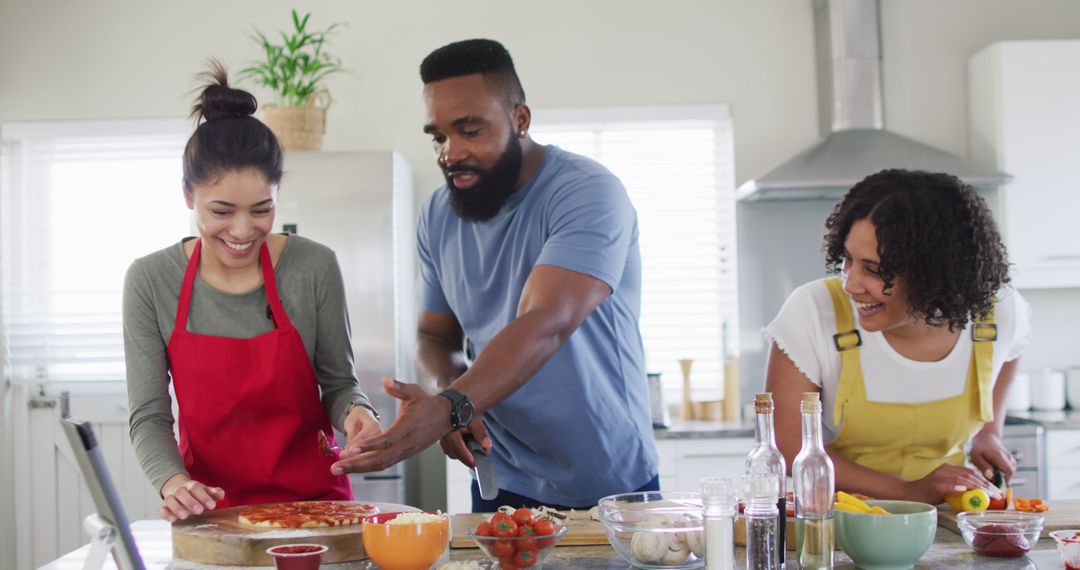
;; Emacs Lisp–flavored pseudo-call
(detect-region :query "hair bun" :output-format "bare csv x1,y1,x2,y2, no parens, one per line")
199,84,257,120
190,60,258,122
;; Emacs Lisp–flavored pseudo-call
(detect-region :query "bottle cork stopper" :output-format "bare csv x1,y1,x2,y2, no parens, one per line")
754,392,773,413
801,392,821,412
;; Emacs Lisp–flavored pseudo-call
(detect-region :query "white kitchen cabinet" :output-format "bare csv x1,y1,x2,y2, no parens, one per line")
1045,429,1080,500
656,437,755,492
444,436,754,513
968,40,1080,288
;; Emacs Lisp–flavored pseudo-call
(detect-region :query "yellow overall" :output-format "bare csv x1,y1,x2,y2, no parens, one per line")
823,277,996,480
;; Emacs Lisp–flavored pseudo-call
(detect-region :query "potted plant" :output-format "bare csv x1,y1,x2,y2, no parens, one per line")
240,9,346,151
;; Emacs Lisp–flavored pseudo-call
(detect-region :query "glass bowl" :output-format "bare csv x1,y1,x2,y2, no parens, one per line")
956,511,1043,558
1050,529,1080,569
597,491,705,569
467,525,568,569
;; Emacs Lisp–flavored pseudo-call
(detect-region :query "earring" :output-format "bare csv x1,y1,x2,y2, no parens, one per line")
519,130,526,137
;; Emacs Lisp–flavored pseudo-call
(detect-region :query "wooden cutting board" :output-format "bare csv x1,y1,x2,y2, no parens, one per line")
938,499,1080,535
172,501,417,566
450,512,608,548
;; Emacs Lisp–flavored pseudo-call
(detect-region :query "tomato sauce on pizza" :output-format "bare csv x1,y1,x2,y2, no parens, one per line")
238,501,379,528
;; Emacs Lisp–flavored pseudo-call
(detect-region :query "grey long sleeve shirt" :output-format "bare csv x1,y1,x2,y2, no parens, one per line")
123,235,373,492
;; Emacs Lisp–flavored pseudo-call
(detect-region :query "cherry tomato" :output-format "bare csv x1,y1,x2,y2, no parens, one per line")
490,512,514,527
492,518,518,539
512,549,539,568
493,539,515,558
475,522,495,537
515,524,537,551
511,507,535,527
533,519,557,549
499,559,516,570
533,519,556,536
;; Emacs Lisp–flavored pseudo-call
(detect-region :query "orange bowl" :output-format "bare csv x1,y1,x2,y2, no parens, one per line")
362,512,449,570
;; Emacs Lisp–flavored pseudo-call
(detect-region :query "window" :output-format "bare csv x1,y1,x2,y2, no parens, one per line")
1,120,190,385
531,106,738,405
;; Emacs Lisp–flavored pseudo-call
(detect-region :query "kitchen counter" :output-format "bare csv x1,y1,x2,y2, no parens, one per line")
42,520,1065,569
654,418,754,439
1011,409,1080,430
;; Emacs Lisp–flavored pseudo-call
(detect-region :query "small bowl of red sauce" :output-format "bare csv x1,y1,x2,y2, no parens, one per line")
266,543,329,570
956,511,1043,558
1051,530,1080,569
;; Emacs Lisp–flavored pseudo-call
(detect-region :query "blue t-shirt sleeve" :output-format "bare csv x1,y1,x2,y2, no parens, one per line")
416,201,452,314
535,173,636,290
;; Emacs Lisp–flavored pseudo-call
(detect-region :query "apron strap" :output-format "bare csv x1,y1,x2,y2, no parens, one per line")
173,239,293,332
259,241,293,329
174,239,203,333
825,277,865,425
971,306,996,422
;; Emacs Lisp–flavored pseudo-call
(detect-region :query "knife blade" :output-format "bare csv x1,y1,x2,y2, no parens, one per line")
992,468,1012,509
467,436,499,501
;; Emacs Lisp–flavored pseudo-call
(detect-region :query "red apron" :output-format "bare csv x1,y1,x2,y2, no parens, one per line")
167,239,352,508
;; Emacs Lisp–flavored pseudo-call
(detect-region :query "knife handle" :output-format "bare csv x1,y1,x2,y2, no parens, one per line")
992,468,1007,489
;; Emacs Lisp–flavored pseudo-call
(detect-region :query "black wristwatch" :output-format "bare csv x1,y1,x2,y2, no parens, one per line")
436,388,475,430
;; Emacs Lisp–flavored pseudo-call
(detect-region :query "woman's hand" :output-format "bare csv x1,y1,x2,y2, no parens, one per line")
903,463,999,505
159,474,225,522
970,430,1018,481
341,403,383,456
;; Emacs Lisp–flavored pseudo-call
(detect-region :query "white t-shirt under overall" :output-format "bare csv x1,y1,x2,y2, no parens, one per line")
765,278,1031,443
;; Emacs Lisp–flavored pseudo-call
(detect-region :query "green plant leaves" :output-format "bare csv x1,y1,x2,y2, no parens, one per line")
238,9,345,107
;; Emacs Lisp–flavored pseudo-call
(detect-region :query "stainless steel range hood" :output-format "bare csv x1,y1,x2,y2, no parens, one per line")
736,0,1009,202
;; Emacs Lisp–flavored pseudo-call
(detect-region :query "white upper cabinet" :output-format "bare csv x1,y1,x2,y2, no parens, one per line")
968,40,1080,289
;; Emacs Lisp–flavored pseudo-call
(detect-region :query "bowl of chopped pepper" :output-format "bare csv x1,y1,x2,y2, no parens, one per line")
957,510,1043,558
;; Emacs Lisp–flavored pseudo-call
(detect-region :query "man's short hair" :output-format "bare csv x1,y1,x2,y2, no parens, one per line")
420,38,526,108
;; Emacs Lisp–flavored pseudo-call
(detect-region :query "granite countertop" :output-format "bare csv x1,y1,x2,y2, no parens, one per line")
653,418,755,439
1010,409,1080,430
443,527,1064,569
42,520,1065,569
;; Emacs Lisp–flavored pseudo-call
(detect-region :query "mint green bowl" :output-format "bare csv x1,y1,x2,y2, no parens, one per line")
835,500,937,570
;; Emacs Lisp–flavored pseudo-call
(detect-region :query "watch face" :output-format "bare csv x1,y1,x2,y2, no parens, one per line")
457,399,476,427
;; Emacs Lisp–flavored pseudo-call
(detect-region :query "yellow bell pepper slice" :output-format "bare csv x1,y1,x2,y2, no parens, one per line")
836,491,871,512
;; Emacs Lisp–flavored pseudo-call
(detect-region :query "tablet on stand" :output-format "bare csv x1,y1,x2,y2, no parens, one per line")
61,418,146,570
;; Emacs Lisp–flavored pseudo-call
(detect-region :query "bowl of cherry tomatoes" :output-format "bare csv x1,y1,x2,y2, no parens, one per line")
467,507,569,569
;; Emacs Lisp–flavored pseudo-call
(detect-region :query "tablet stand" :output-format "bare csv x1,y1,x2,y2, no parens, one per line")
82,514,119,570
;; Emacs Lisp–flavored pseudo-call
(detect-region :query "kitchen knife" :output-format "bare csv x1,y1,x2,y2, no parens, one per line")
467,436,499,501
993,468,1012,509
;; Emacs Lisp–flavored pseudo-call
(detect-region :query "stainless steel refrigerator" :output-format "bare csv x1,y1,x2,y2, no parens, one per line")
277,150,416,506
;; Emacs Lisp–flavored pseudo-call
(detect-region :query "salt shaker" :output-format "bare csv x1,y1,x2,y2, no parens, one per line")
700,477,737,570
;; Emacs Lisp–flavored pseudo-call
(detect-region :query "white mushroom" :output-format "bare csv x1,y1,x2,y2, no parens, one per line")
630,530,673,563
661,539,691,565
675,518,704,557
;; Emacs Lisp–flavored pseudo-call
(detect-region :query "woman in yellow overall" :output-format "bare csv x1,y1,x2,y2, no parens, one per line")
765,169,1030,504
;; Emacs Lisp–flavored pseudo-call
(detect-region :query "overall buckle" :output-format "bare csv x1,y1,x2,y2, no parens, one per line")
833,329,862,352
972,323,998,342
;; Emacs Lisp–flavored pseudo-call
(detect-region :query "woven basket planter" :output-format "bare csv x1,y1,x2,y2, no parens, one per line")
260,96,329,151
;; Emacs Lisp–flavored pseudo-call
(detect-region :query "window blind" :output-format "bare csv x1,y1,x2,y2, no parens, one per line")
1,121,189,384
531,107,738,404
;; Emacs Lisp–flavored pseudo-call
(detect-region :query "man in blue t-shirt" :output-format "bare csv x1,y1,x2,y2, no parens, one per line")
332,38,658,510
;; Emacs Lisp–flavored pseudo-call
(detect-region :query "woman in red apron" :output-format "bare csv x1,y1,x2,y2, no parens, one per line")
123,63,381,522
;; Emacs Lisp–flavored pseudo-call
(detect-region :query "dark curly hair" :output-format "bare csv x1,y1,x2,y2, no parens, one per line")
823,169,1010,330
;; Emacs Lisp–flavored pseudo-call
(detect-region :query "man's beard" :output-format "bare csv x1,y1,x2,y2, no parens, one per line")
444,135,523,222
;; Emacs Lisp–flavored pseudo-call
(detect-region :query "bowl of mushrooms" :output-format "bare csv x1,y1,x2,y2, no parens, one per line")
597,491,704,569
